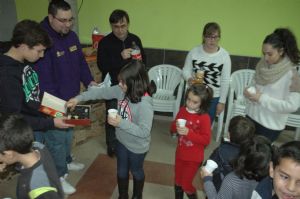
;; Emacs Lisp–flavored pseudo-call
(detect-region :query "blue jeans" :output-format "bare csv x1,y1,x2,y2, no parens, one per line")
116,141,146,180
34,131,45,143
43,128,73,177
208,97,220,126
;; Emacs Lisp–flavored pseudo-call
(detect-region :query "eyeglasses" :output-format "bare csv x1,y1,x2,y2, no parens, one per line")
205,35,220,40
53,16,74,24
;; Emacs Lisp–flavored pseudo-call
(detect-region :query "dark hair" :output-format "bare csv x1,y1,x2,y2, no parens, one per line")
0,114,33,154
273,141,300,168
263,28,300,65
228,116,255,145
185,84,213,114
48,0,71,16
109,9,130,24
119,60,156,103
234,135,273,181
202,22,221,43
11,20,51,48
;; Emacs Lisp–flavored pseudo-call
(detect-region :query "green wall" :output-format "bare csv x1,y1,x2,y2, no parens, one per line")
16,0,300,57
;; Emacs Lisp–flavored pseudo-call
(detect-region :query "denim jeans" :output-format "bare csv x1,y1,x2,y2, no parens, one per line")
116,141,146,180
208,97,220,125
34,131,45,143
43,128,73,177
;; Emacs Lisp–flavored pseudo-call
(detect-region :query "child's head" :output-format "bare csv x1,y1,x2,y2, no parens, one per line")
11,19,51,49
10,20,51,63
185,84,213,114
234,135,273,181
118,60,156,103
270,141,300,199
0,114,33,166
228,116,255,145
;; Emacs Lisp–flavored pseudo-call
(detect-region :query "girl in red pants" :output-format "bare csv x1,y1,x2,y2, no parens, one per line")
170,84,213,199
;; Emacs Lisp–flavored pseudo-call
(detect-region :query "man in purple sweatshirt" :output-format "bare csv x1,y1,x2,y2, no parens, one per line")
34,0,96,195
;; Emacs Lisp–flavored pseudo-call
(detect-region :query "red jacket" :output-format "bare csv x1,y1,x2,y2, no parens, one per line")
171,107,211,163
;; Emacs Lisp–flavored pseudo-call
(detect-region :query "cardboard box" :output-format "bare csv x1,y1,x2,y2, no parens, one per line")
39,92,91,126
65,105,91,126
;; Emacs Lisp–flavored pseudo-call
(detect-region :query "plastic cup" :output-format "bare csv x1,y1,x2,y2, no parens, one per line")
204,159,218,173
108,109,118,118
177,119,187,127
196,70,204,79
247,86,256,95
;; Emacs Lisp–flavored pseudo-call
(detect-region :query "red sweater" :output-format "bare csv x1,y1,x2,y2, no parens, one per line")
171,107,211,163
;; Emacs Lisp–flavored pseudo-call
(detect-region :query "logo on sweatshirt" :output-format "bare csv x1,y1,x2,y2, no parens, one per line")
69,45,77,52
22,65,40,103
56,51,65,57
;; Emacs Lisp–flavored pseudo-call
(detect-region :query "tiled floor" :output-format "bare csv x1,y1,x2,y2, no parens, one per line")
0,115,296,199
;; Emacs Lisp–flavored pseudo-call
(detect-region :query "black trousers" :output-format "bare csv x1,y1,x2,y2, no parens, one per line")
105,99,117,149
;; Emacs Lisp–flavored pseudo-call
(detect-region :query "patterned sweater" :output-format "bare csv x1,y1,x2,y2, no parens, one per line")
183,45,231,103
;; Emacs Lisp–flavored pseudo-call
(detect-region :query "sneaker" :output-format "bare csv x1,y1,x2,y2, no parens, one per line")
60,177,76,195
67,161,85,171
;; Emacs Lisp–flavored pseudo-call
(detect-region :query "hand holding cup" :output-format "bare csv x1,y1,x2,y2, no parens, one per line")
204,159,218,174
108,109,118,118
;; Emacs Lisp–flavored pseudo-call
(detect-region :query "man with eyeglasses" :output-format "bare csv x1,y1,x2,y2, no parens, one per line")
97,9,146,159
34,0,96,195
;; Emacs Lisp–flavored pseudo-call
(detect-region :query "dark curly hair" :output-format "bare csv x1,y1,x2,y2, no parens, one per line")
234,135,274,181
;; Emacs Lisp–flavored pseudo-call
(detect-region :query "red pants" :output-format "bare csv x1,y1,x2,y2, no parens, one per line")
175,158,200,193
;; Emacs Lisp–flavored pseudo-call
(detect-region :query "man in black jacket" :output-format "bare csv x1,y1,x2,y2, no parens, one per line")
97,9,146,157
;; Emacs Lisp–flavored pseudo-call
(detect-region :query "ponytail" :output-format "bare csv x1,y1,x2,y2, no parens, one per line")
264,28,300,65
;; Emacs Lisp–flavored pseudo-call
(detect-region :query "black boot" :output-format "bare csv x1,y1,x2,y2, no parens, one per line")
118,177,129,199
131,178,144,199
186,193,197,199
174,185,184,199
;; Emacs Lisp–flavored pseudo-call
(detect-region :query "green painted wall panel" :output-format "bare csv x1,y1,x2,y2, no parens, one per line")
15,0,300,57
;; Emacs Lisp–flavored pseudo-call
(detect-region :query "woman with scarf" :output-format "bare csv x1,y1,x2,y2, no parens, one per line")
244,28,300,142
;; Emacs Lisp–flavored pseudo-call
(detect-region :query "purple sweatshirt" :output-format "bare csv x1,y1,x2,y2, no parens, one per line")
34,17,94,100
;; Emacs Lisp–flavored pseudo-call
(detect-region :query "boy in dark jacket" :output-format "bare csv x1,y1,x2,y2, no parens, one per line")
0,114,64,199
0,19,71,130
208,115,255,191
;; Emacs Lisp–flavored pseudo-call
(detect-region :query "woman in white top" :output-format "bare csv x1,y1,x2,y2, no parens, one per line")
183,22,231,124
245,28,300,142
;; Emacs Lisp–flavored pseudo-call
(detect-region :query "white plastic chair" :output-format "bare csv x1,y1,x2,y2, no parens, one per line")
286,110,300,140
148,64,184,118
286,67,300,140
223,69,255,137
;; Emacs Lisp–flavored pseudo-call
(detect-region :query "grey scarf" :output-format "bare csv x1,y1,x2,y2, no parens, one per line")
255,56,293,85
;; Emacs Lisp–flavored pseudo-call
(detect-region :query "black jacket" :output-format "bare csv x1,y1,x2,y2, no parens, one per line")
0,54,54,130
209,139,240,191
97,32,146,85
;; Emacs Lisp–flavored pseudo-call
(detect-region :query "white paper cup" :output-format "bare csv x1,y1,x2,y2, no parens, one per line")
108,109,118,118
247,86,256,95
204,159,218,173
177,119,187,127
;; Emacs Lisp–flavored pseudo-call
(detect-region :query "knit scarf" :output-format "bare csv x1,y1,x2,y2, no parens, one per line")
255,56,293,85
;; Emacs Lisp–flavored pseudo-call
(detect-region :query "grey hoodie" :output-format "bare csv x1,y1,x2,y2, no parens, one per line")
76,85,153,153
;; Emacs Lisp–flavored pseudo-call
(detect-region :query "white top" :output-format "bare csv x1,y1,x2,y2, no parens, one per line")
183,45,231,103
246,69,300,130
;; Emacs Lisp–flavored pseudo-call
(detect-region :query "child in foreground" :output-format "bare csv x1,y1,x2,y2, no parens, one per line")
0,114,63,199
201,135,273,199
170,83,213,199
208,115,255,191
67,60,156,199
251,141,300,199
